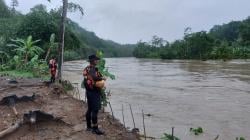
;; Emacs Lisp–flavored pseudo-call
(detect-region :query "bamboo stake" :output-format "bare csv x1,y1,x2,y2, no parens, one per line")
108,102,115,120
172,127,174,140
142,109,146,140
129,104,136,128
122,104,126,128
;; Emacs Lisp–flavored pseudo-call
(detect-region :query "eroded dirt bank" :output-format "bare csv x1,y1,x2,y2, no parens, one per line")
0,76,139,140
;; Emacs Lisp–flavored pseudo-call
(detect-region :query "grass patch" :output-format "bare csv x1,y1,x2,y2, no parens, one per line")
161,133,180,140
0,70,50,80
190,127,203,135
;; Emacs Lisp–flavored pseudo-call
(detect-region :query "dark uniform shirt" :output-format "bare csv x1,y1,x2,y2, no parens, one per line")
83,65,103,110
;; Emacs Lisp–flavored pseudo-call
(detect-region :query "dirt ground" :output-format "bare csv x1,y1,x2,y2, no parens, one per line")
0,76,139,140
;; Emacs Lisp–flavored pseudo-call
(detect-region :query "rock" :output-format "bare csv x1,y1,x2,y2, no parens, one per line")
73,124,84,132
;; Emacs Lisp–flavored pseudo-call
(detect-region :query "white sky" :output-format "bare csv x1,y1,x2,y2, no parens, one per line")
5,0,250,44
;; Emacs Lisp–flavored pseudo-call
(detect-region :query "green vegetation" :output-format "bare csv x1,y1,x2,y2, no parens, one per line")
161,133,180,140
190,127,203,135
0,70,34,78
96,51,115,107
0,0,134,64
236,137,246,140
133,17,250,60
0,33,49,78
0,0,133,78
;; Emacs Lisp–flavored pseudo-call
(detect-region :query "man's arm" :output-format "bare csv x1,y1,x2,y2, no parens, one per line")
89,67,102,81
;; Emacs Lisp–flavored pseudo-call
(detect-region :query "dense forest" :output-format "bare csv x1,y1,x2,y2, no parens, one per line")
133,17,250,60
0,0,134,62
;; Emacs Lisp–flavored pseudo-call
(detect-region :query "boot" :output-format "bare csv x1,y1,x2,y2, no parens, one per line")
92,126,104,135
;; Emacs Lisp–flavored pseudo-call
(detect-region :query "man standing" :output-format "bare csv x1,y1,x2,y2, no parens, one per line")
49,57,57,83
83,54,105,135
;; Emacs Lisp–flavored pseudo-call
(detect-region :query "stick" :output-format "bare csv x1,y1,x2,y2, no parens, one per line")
108,102,115,120
172,127,174,140
142,109,146,140
0,122,21,138
11,106,18,116
214,135,219,140
122,104,126,128
129,104,136,128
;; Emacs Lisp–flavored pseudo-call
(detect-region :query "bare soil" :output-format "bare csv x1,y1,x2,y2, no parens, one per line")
0,76,139,140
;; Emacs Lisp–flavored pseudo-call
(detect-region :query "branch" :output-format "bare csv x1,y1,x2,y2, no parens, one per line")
68,2,84,16
0,122,22,138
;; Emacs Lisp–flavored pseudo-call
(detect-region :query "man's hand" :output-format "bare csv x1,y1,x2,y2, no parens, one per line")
102,77,107,81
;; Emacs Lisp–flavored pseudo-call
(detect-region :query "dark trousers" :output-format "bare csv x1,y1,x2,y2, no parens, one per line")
50,75,55,83
50,70,56,83
85,89,101,129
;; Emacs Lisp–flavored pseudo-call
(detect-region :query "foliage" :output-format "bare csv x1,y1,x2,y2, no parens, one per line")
96,51,115,106
60,80,74,91
8,35,44,64
190,127,203,135
0,70,34,78
133,17,250,60
0,2,133,65
236,137,245,140
96,51,115,80
1,34,49,78
64,50,81,61
161,133,180,140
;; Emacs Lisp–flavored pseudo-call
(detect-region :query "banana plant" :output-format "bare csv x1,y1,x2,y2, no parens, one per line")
96,51,115,107
45,33,58,61
0,50,9,65
8,35,44,65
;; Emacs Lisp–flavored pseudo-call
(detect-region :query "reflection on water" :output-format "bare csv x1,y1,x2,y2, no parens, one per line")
63,58,250,140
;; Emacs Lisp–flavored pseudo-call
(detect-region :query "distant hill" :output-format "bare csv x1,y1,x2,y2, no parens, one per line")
0,1,135,61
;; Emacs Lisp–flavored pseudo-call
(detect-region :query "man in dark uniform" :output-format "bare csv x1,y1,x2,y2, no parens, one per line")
83,54,105,135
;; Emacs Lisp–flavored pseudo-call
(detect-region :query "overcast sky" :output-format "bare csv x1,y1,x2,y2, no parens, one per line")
5,0,250,44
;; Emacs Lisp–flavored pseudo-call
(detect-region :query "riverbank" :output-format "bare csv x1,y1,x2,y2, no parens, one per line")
64,58,250,139
0,76,139,140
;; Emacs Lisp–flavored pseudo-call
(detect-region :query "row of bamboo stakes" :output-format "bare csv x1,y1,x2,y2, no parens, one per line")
108,102,176,140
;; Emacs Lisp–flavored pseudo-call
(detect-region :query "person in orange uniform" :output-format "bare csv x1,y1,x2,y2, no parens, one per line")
49,57,57,83
83,54,105,135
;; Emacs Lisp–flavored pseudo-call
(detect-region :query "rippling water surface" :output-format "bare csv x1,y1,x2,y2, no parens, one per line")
63,58,250,140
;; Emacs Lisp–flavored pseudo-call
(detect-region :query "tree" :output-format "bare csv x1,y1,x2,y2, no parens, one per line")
56,0,68,79
0,0,11,18
11,0,19,12
151,35,164,47
48,0,84,79
239,17,250,45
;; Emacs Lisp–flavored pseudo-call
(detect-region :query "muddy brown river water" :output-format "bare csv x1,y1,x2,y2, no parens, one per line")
63,58,250,140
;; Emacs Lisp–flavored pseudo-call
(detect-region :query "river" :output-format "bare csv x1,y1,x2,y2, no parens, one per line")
63,58,250,140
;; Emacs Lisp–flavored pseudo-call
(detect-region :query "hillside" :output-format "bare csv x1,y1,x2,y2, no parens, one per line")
0,1,134,61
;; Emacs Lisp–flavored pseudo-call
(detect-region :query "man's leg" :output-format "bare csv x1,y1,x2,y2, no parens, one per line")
91,109,104,135
91,92,104,135
86,108,92,130
92,109,98,128
85,92,92,130
50,75,53,83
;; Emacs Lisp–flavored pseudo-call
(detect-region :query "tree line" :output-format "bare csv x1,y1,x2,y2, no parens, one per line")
0,0,134,77
133,18,250,60
0,0,134,62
